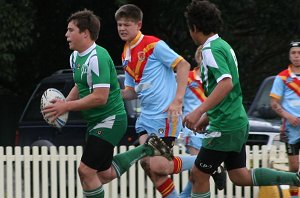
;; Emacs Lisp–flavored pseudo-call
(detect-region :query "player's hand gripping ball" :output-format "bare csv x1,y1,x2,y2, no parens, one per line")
40,88,68,128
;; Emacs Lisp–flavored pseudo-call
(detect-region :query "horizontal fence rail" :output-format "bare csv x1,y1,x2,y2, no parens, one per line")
0,145,288,198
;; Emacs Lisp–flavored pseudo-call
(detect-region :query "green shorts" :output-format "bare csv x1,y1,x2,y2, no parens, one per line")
87,113,127,146
203,123,249,152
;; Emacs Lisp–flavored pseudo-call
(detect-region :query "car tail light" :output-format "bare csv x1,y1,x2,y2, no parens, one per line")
15,130,20,146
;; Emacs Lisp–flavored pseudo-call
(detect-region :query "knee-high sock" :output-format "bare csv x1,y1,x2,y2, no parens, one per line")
83,186,104,198
173,156,197,174
180,180,192,198
252,168,300,186
157,177,178,198
112,144,153,177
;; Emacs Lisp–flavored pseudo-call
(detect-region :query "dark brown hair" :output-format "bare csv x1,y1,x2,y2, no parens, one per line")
67,9,100,41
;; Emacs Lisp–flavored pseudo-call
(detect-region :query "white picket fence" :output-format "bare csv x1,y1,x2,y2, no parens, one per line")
0,145,288,198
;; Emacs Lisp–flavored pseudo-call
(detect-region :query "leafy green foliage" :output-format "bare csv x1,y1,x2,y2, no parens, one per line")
2,0,300,105
212,0,300,102
0,0,35,94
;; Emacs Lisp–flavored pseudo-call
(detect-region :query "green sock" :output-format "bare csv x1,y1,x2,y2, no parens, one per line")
83,186,104,198
112,144,153,177
252,168,299,186
191,191,210,198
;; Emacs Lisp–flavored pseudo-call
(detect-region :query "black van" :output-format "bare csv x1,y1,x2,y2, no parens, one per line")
17,69,282,149
16,69,140,147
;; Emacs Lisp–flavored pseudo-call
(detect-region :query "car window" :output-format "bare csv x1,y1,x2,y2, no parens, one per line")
248,76,280,120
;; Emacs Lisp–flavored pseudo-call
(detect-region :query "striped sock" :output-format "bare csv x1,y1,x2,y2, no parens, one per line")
290,186,298,198
157,177,178,198
83,186,104,198
173,156,196,174
191,191,210,198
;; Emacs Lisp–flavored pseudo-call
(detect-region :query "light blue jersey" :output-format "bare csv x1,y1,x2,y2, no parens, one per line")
125,41,180,119
271,74,300,118
123,33,184,137
270,71,300,144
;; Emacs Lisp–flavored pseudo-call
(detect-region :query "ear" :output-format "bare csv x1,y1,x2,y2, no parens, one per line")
137,21,142,30
83,29,90,38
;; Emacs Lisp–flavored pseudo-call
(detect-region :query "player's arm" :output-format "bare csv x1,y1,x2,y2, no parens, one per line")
67,87,109,111
198,77,232,113
122,86,137,100
270,97,300,126
43,87,109,120
66,85,79,101
166,59,190,117
196,113,209,132
184,77,233,131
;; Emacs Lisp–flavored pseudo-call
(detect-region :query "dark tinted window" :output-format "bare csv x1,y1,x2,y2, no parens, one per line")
248,76,280,120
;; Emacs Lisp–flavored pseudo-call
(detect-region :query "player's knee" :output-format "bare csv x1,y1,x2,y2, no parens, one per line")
78,166,86,181
78,165,93,180
190,169,199,185
190,167,208,185
78,165,89,175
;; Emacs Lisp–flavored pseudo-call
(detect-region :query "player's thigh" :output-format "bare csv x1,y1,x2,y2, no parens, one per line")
81,135,114,172
194,147,227,174
224,144,247,171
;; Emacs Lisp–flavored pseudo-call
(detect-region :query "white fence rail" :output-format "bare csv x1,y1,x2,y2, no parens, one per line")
0,145,288,198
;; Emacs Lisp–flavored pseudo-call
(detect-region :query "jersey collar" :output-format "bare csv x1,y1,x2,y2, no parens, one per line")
203,34,219,47
78,43,96,57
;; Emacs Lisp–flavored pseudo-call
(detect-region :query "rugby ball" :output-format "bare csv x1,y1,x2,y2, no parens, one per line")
40,88,69,128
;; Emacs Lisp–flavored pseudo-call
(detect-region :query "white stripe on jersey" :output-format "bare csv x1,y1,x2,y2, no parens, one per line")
92,115,116,130
93,84,110,88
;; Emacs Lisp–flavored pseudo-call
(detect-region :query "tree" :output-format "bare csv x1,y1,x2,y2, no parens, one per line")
0,0,35,95
1,0,300,104
215,0,300,102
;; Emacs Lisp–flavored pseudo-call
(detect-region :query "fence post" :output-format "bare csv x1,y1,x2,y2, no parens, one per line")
41,146,49,198
0,147,4,198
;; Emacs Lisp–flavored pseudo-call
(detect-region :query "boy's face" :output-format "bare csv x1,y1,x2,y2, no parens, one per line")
65,20,85,52
189,26,203,46
116,18,141,42
289,47,300,67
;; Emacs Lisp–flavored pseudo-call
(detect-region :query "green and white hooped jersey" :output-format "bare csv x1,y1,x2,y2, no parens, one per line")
201,35,248,132
70,43,125,124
